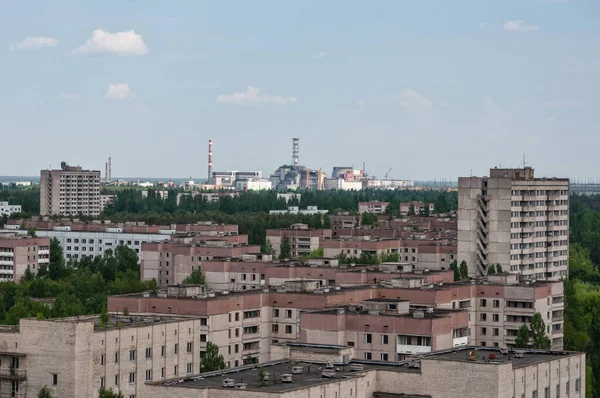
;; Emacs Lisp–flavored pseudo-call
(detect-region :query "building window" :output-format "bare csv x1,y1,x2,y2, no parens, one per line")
115,375,119,386
145,370,152,381
481,327,487,336
187,342,193,353
129,372,135,384
200,334,207,342
235,312,240,321
200,318,208,326
161,346,165,356
129,350,136,361
100,377,105,388
115,352,119,363
187,363,193,374
52,374,58,386
576,378,581,392
347,341,355,347
480,299,487,307
272,324,279,333
174,344,179,354
273,309,280,317
381,335,388,345
174,365,178,376
145,348,152,359
285,325,293,334
480,313,487,321
161,368,165,378
493,314,500,322
493,300,500,308
235,344,239,353
285,310,292,318
365,334,372,344
101,354,105,365
364,352,372,360
381,353,388,361
493,328,499,336
532,390,537,398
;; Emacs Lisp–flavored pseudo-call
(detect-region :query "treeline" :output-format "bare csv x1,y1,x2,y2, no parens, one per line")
104,188,457,216
565,195,600,397
0,238,155,324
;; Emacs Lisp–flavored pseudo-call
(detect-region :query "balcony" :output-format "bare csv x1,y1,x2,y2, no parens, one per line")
453,336,469,347
38,258,49,264
0,369,26,380
396,345,431,355
0,253,13,258
0,261,13,266
38,250,50,255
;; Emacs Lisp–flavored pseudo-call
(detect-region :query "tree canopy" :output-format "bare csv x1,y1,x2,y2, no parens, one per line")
201,341,226,372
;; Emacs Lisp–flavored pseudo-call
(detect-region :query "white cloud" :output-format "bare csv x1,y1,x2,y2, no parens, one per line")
73,29,148,55
9,36,58,51
357,100,367,108
395,89,432,112
58,93,81,100
504,20,540,32
311,51,327,59
217,86,297,106
105,83,135,100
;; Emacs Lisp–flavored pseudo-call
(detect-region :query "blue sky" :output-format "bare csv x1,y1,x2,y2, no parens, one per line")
2,0,599,180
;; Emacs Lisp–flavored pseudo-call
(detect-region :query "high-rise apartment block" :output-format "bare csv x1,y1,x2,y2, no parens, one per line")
40,162,101,217
458,167,569,280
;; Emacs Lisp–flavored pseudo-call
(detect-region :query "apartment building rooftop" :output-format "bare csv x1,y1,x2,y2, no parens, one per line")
44,313,193,329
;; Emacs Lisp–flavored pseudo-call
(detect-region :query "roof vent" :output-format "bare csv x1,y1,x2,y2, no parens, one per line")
281,374,293,383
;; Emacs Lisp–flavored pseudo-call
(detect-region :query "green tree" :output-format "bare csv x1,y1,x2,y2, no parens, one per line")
487,265,496,275
258,366,267,387
407,203,416,216
323,214,332,229
495,264,503,273
361,212,377,226
261,240,276,256
303,248,324,259
201,341,226,372
48,238,67,280
182,268,205,285
530,312,551,349
27,228,37,237
21,267,35,283
515,324,531,348
98,388,124,398
449,260,461,281
279,236,291,260
38,387,54,398
459,260,469,280
422,203,430,216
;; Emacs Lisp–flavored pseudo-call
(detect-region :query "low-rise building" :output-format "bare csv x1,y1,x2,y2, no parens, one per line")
0,234,49,281
269,206,328,215
141,190,168,200
266,224,332,258
322,238,400,259
236,179,272,191
0,201,21,216
276,193,301,203
330,213,358,236
358,201,389,215
145,345,585,398
400,201,435,215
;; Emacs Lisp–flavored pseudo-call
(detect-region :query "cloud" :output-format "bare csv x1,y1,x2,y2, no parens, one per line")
105,83,135,100
311,51,327,59
58,93,81,100
504,20,540,32
479,22,488,28
357,100,367,108
395,89,432,112
73,29,148,55
9,36,58,51
217,86,297,106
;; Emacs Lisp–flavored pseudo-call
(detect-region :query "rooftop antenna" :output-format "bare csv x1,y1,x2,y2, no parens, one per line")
522,153,527,168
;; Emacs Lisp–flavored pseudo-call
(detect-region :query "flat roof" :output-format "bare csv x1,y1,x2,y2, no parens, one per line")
46,314,194,330
153,360,418,392
423,347,581,369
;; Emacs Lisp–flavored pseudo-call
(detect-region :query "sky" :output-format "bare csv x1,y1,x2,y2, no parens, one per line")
2,0,599,181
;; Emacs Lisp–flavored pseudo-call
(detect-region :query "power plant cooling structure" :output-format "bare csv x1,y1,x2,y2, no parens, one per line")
292,138,299,166
108,157,112,182
208,138,213,183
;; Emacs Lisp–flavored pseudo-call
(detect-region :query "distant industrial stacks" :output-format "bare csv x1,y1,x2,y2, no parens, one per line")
105,157,112,182
292,138,299,166
208,138,213,183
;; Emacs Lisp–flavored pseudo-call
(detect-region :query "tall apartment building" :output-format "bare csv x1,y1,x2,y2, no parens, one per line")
40,163,101,216
0,234,50,281
458,167,569,280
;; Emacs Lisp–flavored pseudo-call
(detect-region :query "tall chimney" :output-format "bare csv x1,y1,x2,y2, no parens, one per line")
292,138,299,166
208,138,213,183
108,157,112,182
105,162,108,183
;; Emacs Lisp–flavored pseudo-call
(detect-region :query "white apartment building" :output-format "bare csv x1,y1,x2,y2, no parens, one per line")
0,202,21,216
358,201,389,214
458,167,569,280
40,163,101,216
0,225,173,260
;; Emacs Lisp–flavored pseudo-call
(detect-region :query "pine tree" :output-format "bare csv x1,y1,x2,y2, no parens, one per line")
38,387,53,398
279,236,291,260
530,312,551,349
459,260,469,280
201,341,226,372
515,324,531,348
449,261,461,281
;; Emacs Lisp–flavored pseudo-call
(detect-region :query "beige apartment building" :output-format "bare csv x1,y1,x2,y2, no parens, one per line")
358,201,389,214
40,163,101,216
266,224,332,258
399,201,435,215
0,234,50,281
0,314,209,398
458,167,569,279
322,238,400,259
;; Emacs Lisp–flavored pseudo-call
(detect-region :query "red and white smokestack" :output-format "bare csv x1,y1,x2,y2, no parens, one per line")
108,157,112,182
208,139,213,183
